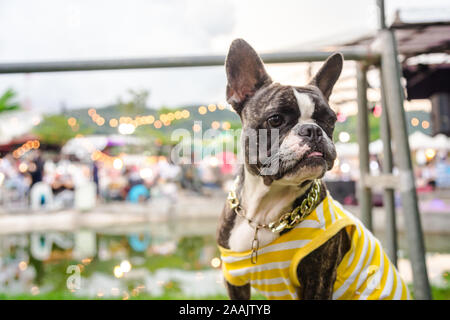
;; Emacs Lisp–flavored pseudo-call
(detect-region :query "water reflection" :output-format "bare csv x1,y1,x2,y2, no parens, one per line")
0,217,449,299
0,219,225,299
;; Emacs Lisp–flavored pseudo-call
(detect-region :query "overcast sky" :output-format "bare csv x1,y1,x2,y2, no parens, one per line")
0,0,448,113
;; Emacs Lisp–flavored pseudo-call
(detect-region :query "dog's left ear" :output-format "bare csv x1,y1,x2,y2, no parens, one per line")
225,39,272,113
309,52,343,100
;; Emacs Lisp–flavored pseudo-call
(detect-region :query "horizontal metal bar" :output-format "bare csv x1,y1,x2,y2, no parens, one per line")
0,47,377,74
362,174,398,189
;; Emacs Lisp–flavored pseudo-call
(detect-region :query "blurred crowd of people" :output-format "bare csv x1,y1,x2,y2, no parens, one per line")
0,149,237,211
1,143,447,212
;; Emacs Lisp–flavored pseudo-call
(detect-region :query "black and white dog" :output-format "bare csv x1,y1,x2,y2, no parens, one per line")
216,39,351,300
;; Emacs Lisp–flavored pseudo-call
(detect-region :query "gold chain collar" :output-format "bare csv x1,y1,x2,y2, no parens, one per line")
227,178,321,264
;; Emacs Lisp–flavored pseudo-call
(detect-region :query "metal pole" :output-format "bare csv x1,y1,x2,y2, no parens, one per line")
379,70,398,266
377,0,387,30
0,48,378,74
379,29,432,300
356,62,373,231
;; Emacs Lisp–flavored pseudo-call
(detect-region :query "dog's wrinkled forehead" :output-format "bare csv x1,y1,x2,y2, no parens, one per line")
225,39,343,121
241,83,337,137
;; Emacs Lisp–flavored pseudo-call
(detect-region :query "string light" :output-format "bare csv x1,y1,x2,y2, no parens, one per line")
118,123,135,135
222,121,231,130
120,260,132,273
113,266,124,278
210,257,221,268
12,140,40,158
181,110,190,118
96,117,105,126
113,158,124,170
160,114,168,122
83,103,229,132
113,260,132,278
147,115,155,124
67,117,77,127
193,123,201,132
18,163,28,173
154,120,162,129
425,148,436,160
339,131,351,143
198,106,207,115
211,121,220,130
109,119,118,127
88,108,96,117
18,261,28,271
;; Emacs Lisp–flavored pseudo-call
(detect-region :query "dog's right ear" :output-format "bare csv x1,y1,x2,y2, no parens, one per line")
225,39,272,113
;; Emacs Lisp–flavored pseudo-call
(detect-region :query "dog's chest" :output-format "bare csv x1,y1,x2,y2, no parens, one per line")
228,218,279,252
226,173,306,252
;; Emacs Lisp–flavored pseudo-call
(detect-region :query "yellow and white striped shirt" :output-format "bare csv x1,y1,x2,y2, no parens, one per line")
219,194,410,300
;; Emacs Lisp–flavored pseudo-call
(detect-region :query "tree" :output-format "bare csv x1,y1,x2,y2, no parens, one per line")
32,115,93,146
0,88,20,113
117,89,150,115
334,113,380,143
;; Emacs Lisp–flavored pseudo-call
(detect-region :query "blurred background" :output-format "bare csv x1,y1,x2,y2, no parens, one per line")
0,0,449,299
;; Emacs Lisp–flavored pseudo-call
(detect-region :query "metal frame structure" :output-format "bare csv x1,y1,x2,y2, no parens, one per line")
0,0,431,299
0,48,374,74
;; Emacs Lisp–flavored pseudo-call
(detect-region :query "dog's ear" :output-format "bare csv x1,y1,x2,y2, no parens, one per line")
225,39,272,113
309,52,343,100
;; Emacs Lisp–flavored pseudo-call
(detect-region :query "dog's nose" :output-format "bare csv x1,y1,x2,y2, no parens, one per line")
299,124,323,142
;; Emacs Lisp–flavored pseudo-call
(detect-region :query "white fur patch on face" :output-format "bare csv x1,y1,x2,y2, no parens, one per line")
292,88,315,124
280,133,310,161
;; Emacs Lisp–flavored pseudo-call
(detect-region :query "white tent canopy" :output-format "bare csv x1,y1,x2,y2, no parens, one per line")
62,135,144,160
0,110,42,145
62,136,108,159
335,142,359,157
335,132,450,157
408,131,450,150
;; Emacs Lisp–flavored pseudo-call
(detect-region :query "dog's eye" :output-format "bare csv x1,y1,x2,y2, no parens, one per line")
267,115,283,128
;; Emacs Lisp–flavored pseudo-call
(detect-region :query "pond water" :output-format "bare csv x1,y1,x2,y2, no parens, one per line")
0,217,449,299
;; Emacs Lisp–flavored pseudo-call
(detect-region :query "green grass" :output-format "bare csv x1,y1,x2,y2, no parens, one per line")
0,292,267,300
432,286,450,300
2,286,449,300
406,270,450,300
431,271,450,300
405,285,450,300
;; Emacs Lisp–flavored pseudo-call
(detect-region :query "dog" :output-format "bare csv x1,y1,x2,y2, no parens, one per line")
216,39,410,300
